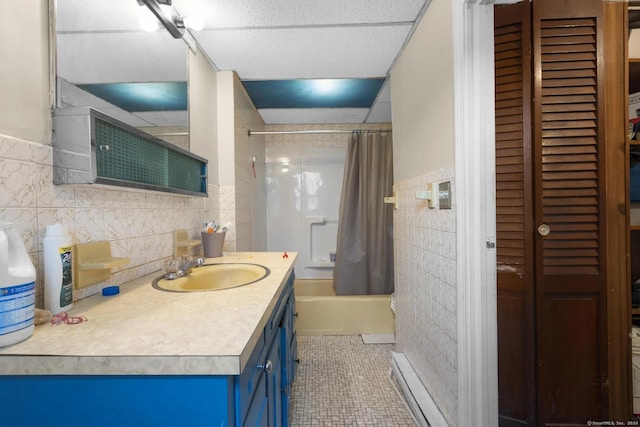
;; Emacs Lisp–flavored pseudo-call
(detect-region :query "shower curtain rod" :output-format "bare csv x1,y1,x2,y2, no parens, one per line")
248,129,391,136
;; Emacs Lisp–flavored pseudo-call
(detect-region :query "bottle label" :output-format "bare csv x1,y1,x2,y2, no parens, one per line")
60,246,73,307
0,282,35,335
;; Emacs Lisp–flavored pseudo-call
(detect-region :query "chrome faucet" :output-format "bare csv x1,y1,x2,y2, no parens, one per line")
164,256,204,280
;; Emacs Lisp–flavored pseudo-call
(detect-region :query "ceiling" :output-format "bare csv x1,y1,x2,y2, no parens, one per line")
56,0,429,126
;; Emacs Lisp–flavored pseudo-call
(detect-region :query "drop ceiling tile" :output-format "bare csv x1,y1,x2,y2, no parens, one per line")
57,0,144,32
77,82,187,112
243,79,385,109
196,25,411,79
58,32,187,84
258,108,369,124
174,0,426,28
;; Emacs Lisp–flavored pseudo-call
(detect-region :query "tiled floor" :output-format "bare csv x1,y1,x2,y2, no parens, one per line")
289,335,418,426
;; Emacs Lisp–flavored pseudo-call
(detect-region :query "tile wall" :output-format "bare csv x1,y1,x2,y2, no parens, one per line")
0,133,219,307
393,166,458,425
225,74,267,252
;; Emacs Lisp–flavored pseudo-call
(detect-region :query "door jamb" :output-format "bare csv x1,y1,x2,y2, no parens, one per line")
453,1,499,425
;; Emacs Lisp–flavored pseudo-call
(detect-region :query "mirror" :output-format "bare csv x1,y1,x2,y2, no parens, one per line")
55,0,190,150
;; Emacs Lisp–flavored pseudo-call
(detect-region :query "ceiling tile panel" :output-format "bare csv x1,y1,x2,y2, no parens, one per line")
197,25,412,79
258,108,369,124
58,32,187,84
174,0,426,28
57,0,145,31
243,79,385,109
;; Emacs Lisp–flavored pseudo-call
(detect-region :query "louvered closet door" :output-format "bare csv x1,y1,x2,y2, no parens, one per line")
495,2,535,426
532,0,608,423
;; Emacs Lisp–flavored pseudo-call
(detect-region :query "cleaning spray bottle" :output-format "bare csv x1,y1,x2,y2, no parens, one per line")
0,222,36,347
43,224,73,315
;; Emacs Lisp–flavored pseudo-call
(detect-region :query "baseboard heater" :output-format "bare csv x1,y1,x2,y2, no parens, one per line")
391,352,449,427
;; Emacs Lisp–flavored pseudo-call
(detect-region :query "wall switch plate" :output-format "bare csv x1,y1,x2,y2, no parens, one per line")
439,181,451,209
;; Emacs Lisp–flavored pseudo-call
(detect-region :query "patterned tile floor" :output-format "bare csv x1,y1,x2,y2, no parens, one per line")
289,335,418,426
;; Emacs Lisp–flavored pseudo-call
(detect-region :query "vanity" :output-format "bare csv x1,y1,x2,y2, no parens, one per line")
0,252,297,427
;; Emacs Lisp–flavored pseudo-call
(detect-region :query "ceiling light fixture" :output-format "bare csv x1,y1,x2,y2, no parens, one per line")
138,0,184,38
138,7,159,32
177,16,204,32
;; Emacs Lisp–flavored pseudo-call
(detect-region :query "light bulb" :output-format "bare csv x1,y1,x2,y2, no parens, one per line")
183,16,204,31
139,11,159,32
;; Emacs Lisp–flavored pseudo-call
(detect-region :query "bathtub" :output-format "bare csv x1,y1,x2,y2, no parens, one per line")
293,279,395,336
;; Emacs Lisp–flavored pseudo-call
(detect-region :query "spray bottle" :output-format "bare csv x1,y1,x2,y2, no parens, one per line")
0,222,36,347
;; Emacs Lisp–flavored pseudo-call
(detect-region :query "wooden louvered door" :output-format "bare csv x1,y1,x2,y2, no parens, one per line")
532,1,608,424
495,2,535,426
497,0,629,424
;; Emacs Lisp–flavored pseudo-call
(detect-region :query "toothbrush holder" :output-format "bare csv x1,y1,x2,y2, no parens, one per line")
201,232,226,258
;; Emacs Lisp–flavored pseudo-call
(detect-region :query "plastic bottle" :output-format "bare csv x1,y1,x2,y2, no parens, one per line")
43,224,73,315
0,222,36,347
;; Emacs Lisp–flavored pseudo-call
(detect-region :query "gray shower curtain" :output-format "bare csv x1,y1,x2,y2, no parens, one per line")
333,131,394,295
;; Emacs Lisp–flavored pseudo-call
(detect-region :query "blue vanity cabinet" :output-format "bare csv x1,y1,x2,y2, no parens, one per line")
239,269,296,427
266,326,283,427
281,285,297,427
0,269,298,427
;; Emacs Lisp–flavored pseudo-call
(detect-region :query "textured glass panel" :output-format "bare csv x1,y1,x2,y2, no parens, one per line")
169,149,206,193
92,116,206,195
95,119,168,186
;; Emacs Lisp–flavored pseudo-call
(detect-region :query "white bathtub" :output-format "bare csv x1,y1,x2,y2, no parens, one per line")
294,279,395,336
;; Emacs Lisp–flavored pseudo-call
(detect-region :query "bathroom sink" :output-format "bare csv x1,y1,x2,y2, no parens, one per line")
153,263,270,292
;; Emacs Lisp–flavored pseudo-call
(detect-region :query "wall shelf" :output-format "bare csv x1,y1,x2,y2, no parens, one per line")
74,241,129,289
173,229,202,258
78,257,129,271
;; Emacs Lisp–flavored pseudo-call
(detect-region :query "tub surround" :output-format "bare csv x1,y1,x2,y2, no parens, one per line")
0,252,297,376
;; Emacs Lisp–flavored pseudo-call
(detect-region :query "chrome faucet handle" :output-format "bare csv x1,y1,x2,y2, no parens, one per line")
163,258,180,273
176,256,204,277
164,270,183,280
163,258,183,280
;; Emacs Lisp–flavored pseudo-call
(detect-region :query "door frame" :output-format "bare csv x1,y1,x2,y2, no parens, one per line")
453,0,514,425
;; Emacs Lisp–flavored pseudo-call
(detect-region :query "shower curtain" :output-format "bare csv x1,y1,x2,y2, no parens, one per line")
333,131,394,295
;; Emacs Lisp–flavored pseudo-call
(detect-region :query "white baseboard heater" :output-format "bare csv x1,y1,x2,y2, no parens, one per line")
391,352,449,427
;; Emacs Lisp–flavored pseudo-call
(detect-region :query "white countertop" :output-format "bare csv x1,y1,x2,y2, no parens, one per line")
0,252,297,376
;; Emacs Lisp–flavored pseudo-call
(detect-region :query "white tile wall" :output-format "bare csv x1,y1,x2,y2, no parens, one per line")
224,74,268,253
393,166,458,425
234,119,252,251
0,133,220,307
